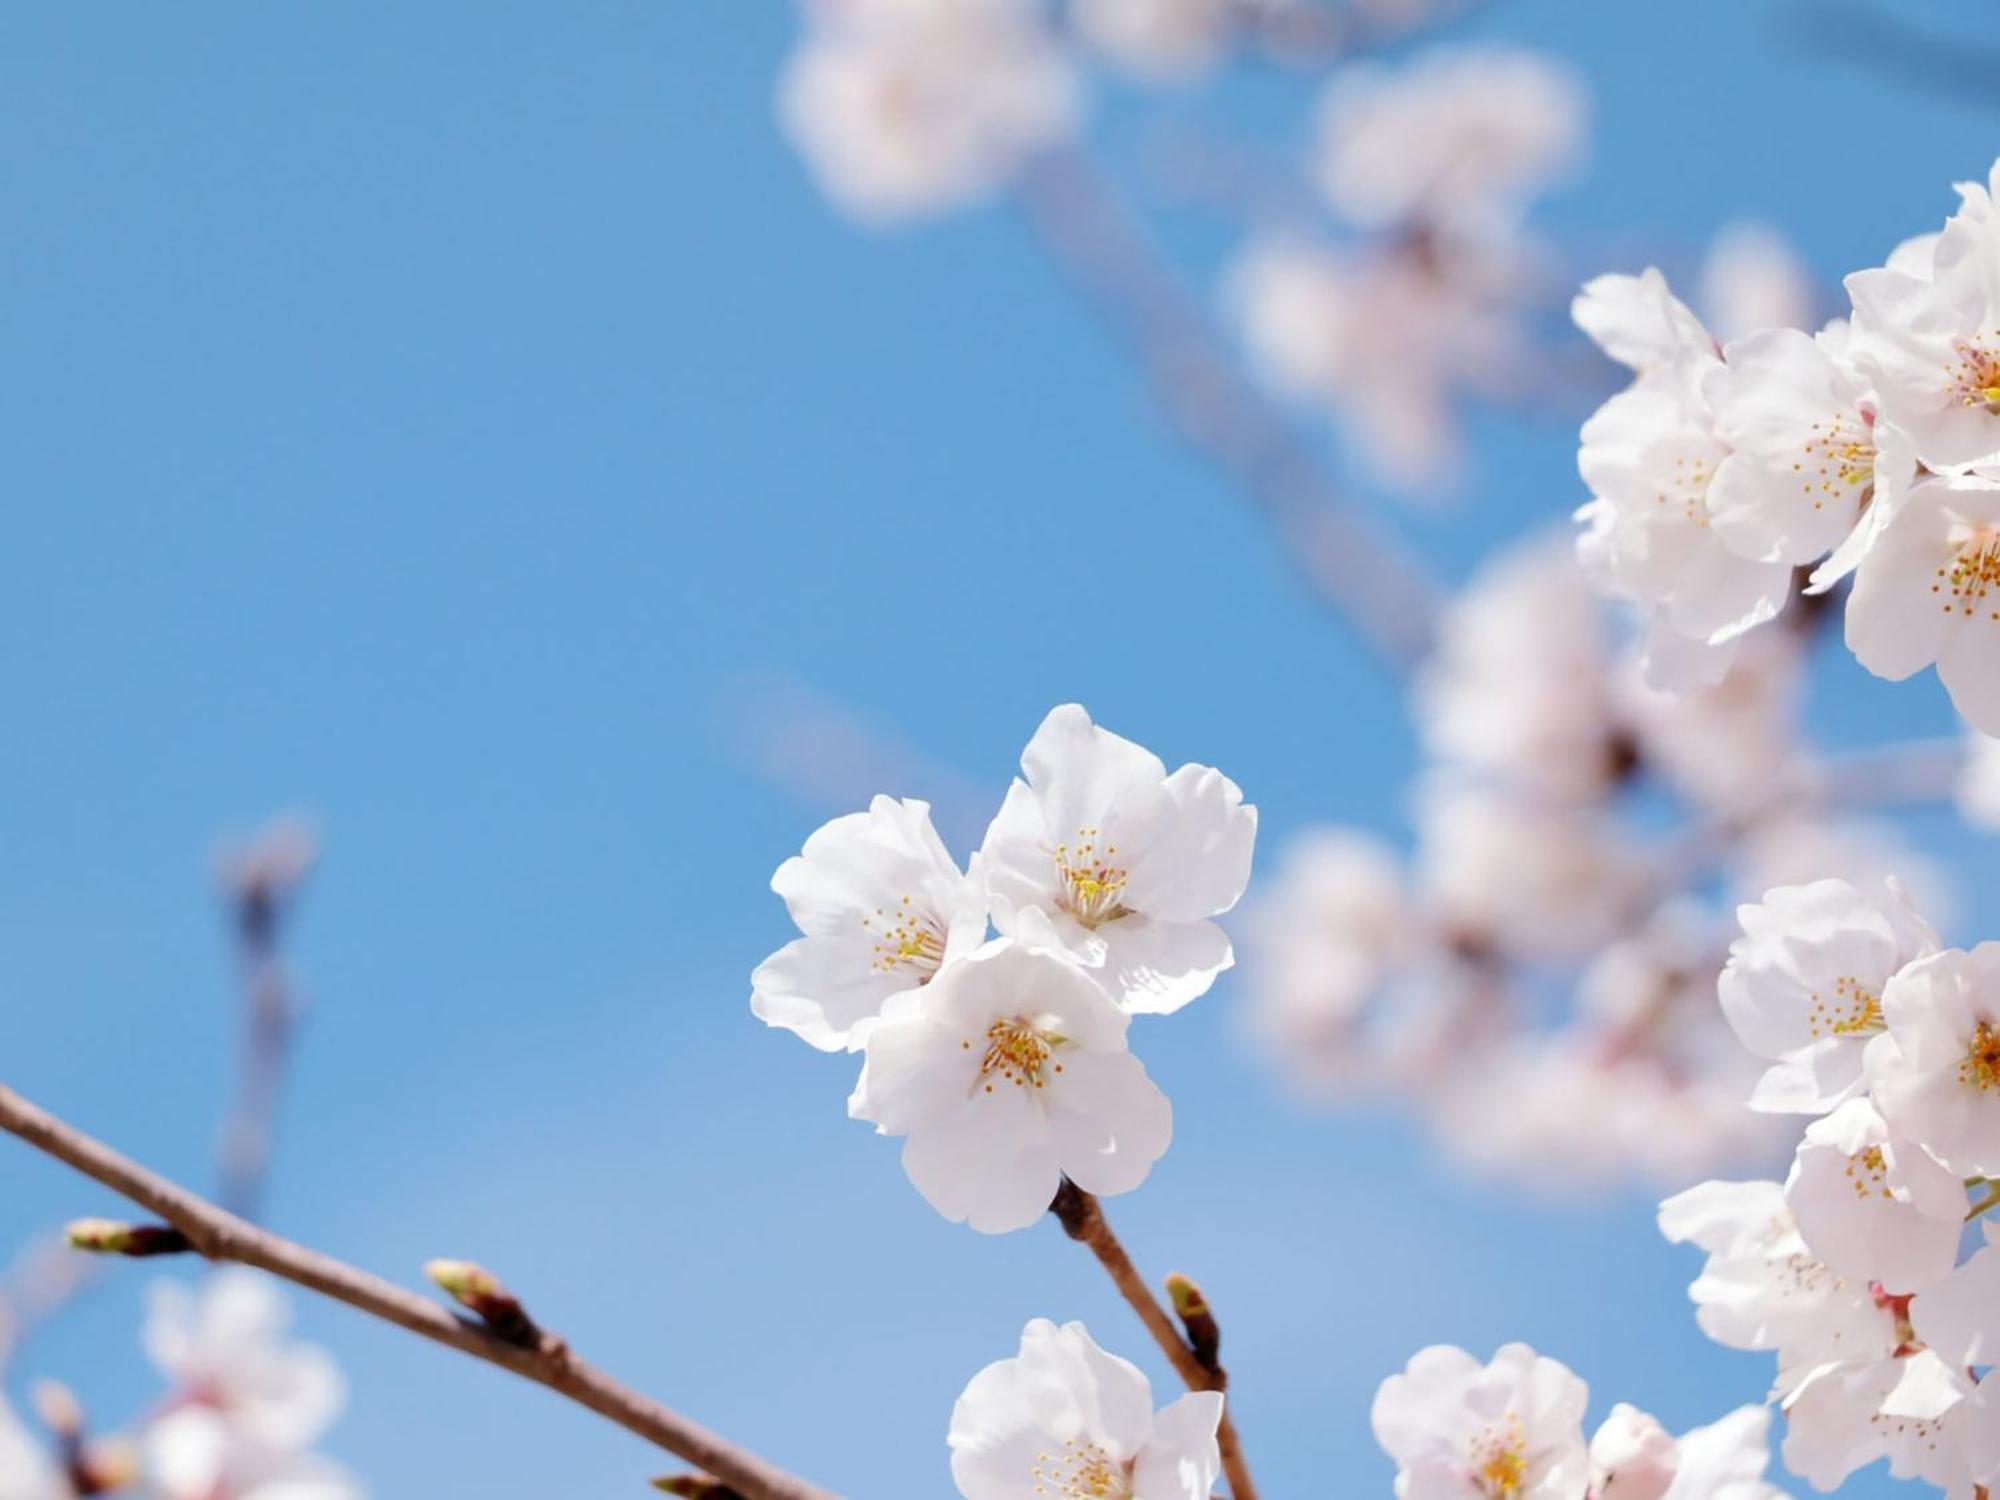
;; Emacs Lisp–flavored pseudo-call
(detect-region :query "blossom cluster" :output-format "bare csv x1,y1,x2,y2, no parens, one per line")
949,1318,1222,1500
1662,876,2000,1493
1242,526,1942,1188
3,1270,357,1500
751,703,1255,1233
1575,159,2000,733
1372,1342,1784,1500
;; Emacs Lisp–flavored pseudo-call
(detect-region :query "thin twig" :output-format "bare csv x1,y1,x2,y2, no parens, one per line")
1015,144,1441,674
0,1084,836,1500
1050,1181,1258,1500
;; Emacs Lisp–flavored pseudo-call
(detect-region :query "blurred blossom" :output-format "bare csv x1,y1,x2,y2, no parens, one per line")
1243,829,1414,1086
1699,222,1817,343
1730,812,1954,935
141,1270,355,1500
213,813,320,909
0,1400,62,1500
1416,534,1619,803
1414,777,1641,964
1960,734,2000,830
779,0,1080,222
1616,626,1808,818
1071,0,1246,80
1228,236,1526,493
1313,47,1586,236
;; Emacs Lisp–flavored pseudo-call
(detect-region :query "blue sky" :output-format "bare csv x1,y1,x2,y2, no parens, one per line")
2,2,1998,1495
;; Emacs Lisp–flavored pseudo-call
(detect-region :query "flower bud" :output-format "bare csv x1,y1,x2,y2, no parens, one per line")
425,1258,541,1346
64,1219,193,1257
1165,1271,1221,1369
651,1476,745,1498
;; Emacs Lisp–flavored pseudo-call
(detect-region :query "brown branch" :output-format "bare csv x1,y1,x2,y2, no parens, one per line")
1050,1181,1258,1500
1015,144,1441,675
0,1084,835,1500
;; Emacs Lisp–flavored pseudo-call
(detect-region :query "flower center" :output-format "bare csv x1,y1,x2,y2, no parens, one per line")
1844,1145,1894,1201
1936,527,2000,622
1949,337,2000,413
1654,450,1714,525
1959,1020,2000,1092
1471,1419,1529,1500
1054,829,1130,928
861,896,946,980
1796,413,1875,509
972,1015,1065,1093
1032,1436,1132,1499
1806,974,1884,1038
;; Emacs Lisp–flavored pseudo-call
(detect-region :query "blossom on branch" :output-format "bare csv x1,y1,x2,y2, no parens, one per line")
947,1318,1222,1500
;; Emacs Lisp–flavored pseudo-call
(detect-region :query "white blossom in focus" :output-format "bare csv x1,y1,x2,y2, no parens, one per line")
1701,223,1816,345
1781,1098,1965,1293
1590,1405,1678,1500
1843,468,2000,735
1574,268,1717,379
1866,942,2000,1177
1575,273,1792,689
1717,878,1937,1115
948,1318,1222,1500
1660,1405,1787,1500
779,0,1079,222
848,938,1171,1232
1779,1350,1970,1494
1315,48,1585,235
1844,160,2000,474
1910,1222,2000,1372
1657,1179,1896,1376
1416,536,1619,802
979,704,1255,1016
1702,326,1881,567
751,795,988,1051
1371,1343,1590,1500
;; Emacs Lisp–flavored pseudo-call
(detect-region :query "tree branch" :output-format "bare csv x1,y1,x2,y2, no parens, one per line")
0,1084,836,1500
1015,144,1441,675
1050,1181,1258,1500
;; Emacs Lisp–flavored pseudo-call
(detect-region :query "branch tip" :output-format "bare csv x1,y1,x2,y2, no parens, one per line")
425,1258,543,1347
64,1219,194,1258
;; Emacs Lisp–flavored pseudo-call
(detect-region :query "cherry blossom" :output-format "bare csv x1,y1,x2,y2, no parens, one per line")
1716,877,1937,1115
778,0,1080,223
1575,276,1792,690
1909,1222,2000,1372
947,1318,1222,1500
1702,326,1880,567
1781,1098,1965,1293
1958,734,2000,829
1866,941,2000,1177
1589,1404,1678,1500
751,794,988,1051
1779,1350,1970,1494
1700,224,1816,345
139,1271,354,1500
0,1400,63,1500
1415,536,1620,803
1656,1179,1896,1374
848,938,1172,1233
1843,468,2000,736
1659,1405,1787,1500
979,704,1255,1017
1071,0,1242,80
1314,47,1585,236
1844,160,2000,474
1370,1343,1590,1500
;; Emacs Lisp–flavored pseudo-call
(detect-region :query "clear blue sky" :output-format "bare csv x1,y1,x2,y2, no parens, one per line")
2,2,1997,1495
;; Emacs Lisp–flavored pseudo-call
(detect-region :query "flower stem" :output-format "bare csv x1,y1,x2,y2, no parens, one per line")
1050,1180,1259,1500
1966,1182,2000,1223
0,1084,834,1500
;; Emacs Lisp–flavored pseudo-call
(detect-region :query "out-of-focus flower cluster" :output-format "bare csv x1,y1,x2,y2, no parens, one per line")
1242,526,1946,1190
1372,1341,1786,1500
751,703,1255,1234
1662,875,2000,1495
2,1270,357,1500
